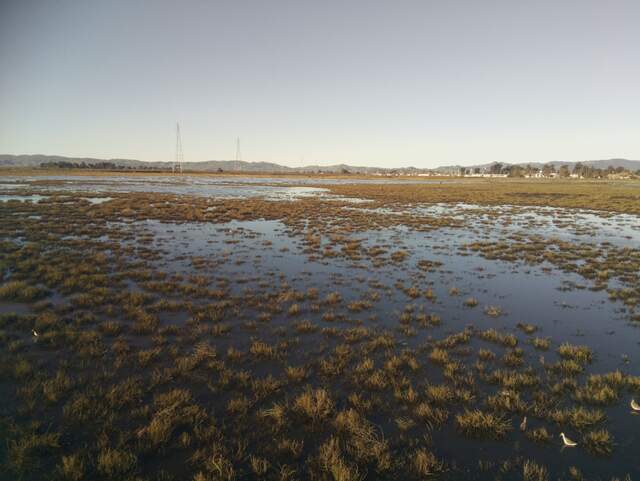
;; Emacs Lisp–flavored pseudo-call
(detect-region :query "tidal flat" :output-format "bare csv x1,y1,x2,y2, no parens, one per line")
0,173,639,481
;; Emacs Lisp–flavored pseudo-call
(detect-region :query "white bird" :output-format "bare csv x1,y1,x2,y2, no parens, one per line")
31,329,39,337
631,399,640,412
560,432,577,447
520,416,527,431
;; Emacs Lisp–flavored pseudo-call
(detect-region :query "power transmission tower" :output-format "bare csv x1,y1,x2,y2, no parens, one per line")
235,137,241,162
173,122,183,174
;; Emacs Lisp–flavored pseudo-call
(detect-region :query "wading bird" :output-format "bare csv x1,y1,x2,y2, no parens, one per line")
631,399,640,412
560,432,577,447
520,416,527,431
31,329,38,337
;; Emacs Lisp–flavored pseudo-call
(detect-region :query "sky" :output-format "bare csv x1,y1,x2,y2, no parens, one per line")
0,0,639,168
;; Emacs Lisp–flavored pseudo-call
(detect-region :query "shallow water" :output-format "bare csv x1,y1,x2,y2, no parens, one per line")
0,173,456,202
95,211,639,478
1,179,639,480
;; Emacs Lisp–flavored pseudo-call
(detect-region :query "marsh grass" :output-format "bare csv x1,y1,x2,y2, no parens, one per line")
479,328,518,347
558,343,593,364
428,348,450,365
0,280,46,302
455,409,512,439
317,437,362,481
97,448,137,477
2,183,638,481
484,305,503,318
294,387,334,422
582,429,614,456
335,408,391,471
550,406,605,431
412,448,445,476
285,365,308,382
517,322,538,334
294,319,318,333
525,427,552,444
259,402,287,430
532,337,550,350
59,454,85,481
249,340,277,359
523,460,549,481
463,297,478,307
7,429,61,475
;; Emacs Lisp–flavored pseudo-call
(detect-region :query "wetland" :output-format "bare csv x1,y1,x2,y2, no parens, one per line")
0,172,639,481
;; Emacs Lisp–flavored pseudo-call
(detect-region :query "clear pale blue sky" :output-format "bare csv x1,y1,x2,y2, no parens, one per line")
1,0,638,167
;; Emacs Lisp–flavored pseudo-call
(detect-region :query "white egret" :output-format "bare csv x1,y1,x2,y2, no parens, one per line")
631,399,640,412
31,329,39,337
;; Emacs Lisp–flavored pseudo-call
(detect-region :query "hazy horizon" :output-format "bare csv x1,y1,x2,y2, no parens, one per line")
1,1,639,168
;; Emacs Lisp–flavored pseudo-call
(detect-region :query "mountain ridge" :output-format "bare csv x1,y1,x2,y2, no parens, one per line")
0,154,638,174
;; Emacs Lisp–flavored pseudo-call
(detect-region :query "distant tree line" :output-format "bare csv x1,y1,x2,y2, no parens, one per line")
39,161,167,171
462,162,639,178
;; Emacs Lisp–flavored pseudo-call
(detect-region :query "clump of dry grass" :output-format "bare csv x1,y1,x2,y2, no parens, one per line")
294,387,334,422
484,305,503,318
227,395,252,415
317,437,361,481
249,455,270,476
412,448,445,476
532,337,550,350
97,448,137,477
463,297,479,307
294,319,318,333
0,280,46,302
574,382,619,405
324,291,342,305
523,460,549,481
42,370,73,403
59,454,85,481
557,342,593,364
525,427,552,444
479,328,517,347
550,406,605,431
7,430,60,475
288,303,302,316
259,402,287,430
335,408,390,471
582,429,614,456
428,348,450,365
390,250,408,262
517,322,538,334
137,388,206,448
455,409,512,439
249,340,277,358
478,348,496,361
285,365,308,383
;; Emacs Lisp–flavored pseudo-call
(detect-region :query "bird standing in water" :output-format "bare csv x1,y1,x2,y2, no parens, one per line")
31,329,38,337
520,416,527,431
560,432,577,447
631,399,640,413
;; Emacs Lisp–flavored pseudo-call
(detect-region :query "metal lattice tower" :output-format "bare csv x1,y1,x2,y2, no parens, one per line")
173,122,184,174
235,137,241,162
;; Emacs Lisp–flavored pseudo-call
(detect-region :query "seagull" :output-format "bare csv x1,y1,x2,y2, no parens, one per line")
631,399,640,412
560,432,577,447
31,329,39,337
520,416,527,431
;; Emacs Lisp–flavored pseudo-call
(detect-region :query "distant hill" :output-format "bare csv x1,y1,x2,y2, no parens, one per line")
0,154,417,174
1,154,639,174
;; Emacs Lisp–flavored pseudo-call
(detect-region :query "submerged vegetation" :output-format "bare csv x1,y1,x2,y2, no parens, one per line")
0,174,638,480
